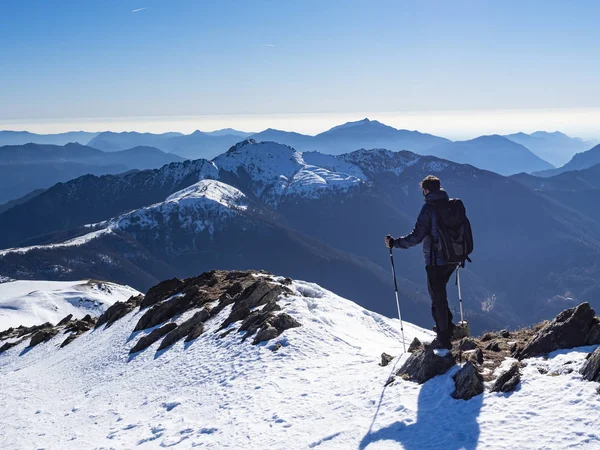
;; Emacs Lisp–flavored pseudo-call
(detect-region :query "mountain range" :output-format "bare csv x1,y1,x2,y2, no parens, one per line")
533,143,600,177
504,131,598,167
0,143,185,204
0,130,99,146
1,140,600,333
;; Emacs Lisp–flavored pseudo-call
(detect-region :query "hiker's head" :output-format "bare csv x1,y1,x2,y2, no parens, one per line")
420,175,441,196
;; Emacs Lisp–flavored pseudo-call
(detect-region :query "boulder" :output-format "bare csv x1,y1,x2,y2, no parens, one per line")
459,337,478,351
467,348,484,365
481,332,495,342
134,291,198,331
452,361,484,400
158,309,210,350
517,303,600,359
140,278,184,309
397,347,456,384
60,334,79,348
380,353,394,367
0,339,23,353
56,314,73,327
499,329,511,338
185,323,205,342
253,325,279,344
485,341,501,352
580,346,600,382
96,295,144,329
408,337,423,353
271,312,301,332
29,328,59,347
130,323,177,354
491,363,521,393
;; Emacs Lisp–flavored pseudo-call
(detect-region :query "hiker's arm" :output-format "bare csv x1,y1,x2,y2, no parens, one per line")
394,206,431,249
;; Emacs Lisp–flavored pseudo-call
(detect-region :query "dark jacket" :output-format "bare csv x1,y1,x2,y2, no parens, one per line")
394,189,450,266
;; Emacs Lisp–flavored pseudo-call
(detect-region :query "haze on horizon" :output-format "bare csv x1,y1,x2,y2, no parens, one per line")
1,0,599,139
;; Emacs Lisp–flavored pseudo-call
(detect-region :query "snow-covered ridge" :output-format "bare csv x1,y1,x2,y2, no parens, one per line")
213,140,364,202
109,180,248,235
0,229,112,257
1,272,599,449
0,279,140,332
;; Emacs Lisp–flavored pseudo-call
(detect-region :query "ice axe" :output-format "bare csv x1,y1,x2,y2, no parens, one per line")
454,265,471,339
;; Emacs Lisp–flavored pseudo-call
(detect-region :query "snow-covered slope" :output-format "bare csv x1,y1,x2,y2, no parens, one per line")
1,275,598,449
0,280,140,332
108,180,249,236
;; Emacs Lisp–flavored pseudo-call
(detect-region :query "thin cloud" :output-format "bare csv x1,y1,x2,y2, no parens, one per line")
132,7,147,13
264,44,275,48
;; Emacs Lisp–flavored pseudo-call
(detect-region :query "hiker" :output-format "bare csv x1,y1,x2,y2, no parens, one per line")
384,175,472,350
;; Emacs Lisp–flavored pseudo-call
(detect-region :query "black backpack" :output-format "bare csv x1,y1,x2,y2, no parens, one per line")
434,199,473,266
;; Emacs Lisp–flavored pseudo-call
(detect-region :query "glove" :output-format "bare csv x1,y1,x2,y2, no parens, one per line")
385,235,395,249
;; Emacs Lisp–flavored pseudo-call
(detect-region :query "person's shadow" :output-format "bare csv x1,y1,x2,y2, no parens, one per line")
359,367,483,450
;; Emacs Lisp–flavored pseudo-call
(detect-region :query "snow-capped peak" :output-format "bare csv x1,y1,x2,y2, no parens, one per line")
164,179,248,209
110,180,248,235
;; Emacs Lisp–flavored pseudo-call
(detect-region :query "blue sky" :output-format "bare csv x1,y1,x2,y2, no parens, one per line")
1,0,599,136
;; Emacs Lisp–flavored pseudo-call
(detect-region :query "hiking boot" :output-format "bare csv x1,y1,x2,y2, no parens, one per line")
433,323,460,340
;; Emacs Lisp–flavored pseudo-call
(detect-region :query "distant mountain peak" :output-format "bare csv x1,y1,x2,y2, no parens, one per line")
324,118,389,134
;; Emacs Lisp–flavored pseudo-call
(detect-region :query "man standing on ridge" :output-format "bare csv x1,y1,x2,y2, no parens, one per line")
385,175,473,350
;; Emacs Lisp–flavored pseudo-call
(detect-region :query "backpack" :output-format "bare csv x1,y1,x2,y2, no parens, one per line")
434,199,473,266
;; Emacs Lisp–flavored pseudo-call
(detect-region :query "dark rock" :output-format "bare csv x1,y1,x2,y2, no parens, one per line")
96,295,143,329
397,347,456,384
56,314,73,327
253,325,279,344
29,328,59,347
158,309,210,350
408,337,423,353
18,322,52,338
66,319,94,334
281,277,293,286
271,313,301,332
140,278,183,309
60,334,79,348
580,346,600,382
221,304,252,330
82,314,94,323
481,332,495,342
218,328,234,339
271,343,283,352
467,348,484,365
185,323,205,342
262,301,282,313
380,353,394,367
452,361,484,400
485,341,501,352
537,366,548,374
130,323,177,353
134,291,198,331
517,303,600,359
509,342,518,353
491,363,521,393
0,339,23,353
499,329,511,339
459,338,478,351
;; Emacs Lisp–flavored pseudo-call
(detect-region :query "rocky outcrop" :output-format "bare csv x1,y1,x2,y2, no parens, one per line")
96,294,144,329
397,347,456,384
140,278,184,309
491,363,521,393
408,337,422,353
516,303,600,359
56,314,73,327
130,323,178,354
380,353,394,367
29,328,59,348
580,346,600,382
157,309,211,350
453,361,484,400
459,337,478,351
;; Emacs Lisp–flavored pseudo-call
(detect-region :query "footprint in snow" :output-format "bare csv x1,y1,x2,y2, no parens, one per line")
161,401,181,411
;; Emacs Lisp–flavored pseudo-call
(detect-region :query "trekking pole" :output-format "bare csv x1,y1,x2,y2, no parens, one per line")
456,266,464,324
388,248,407,353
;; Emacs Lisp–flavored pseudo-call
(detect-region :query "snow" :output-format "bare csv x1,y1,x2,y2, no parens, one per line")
0,280,140,332
110,180,248,236
1,277,599,449
213,140,363,202
0,229,112,256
